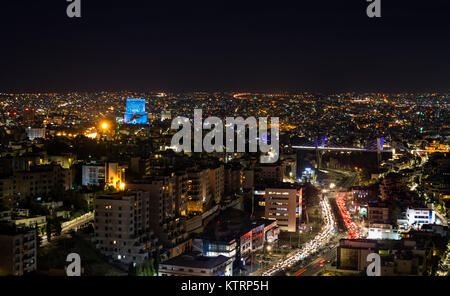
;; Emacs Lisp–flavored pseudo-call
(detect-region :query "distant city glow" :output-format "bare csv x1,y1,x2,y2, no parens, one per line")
86,132,97,139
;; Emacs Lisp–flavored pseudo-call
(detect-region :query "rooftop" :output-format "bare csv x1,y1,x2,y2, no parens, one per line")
265,182,303,190
0,222,34,236
161,254,230,270
96,191,142,200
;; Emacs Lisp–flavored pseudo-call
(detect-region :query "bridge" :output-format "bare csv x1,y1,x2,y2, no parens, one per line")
292,136,448,168
292,137,395,168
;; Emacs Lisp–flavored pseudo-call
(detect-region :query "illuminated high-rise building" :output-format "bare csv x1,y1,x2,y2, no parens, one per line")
23,107,35,126
124,98,148,124
265,184,302,232
25,127,45,140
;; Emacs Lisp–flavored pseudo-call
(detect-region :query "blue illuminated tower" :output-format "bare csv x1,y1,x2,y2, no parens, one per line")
124,98,148,124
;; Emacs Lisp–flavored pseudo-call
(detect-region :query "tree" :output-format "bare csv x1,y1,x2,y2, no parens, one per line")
54,219,62,236
35,227,42,248
389,203,402,223
303,183,319,207
136,260,155,276
46,222,52,242
153,249,161,274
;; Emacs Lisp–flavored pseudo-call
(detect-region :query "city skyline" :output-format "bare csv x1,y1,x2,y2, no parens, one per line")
0,90,448,278
0,0,449,282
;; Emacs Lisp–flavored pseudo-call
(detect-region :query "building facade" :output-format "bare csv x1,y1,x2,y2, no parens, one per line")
82,163,105,186
405,208,436,228
186,169,211,214
94,191,159,266
124,98,148,124
265,185,302,232
0,223,37,276
367,202,390,224
158,254,233,276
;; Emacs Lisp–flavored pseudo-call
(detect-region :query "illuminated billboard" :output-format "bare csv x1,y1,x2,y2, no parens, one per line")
124,98,148,124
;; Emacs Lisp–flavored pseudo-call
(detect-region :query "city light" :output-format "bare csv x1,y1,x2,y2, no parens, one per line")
86,132,97,139
1,0,449,280
262,196,336,276
336,193,361,239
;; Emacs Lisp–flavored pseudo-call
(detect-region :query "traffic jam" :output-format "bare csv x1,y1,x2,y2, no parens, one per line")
262,196,336,276
335,193,360,239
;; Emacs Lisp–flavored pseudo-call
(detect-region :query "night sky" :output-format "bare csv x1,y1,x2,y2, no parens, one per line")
0,0,449,93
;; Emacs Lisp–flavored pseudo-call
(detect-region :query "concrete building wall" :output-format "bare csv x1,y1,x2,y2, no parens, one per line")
0,229,37,276
265,188,300,232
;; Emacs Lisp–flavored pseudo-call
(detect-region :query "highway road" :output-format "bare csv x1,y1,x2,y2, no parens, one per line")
41,211,94,244
295,249,337,276
261,168,357,276
289,229,344,276
288,169,355,276
61,211,94,233
262,195,337,276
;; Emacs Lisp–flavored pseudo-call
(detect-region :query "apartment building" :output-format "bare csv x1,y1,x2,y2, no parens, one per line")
9,163,72,199
94,191,159,266
367,202,390,224
224,165,242,195
255,163,282,184
25,127,45,141
0,223,37,276
81,163,105,186
405,207,436,228
186,168,211,214
239,222,265,259
127,178,192,260
128,177,178,225
379,175,406,201
208,165,224,204
174,172,188,216
265,184,302,232
242,169,254,190
105,162,126,189
0,177,14,207
337,238,426,275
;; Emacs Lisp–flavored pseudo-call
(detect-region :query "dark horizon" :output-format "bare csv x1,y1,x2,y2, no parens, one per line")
1,0,449,93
